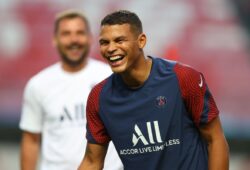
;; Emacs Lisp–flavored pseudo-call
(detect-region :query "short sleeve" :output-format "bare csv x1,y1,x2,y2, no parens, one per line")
86,79,111,144
174,63,219,127
19,79,43,133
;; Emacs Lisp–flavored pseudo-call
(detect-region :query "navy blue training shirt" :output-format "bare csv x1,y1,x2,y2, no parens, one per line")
86,57,219,170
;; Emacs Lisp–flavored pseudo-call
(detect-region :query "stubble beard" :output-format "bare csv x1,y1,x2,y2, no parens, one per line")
58,45,89,67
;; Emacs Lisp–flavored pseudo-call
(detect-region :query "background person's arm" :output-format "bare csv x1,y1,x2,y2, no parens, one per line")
20,131,41,170
78,143,108,170
199,117,229,170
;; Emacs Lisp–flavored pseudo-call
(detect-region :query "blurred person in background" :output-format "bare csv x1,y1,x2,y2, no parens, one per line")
78,10,229,170
19,10,123,170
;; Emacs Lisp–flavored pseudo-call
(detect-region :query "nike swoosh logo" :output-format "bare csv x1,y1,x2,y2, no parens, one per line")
199,74,203,87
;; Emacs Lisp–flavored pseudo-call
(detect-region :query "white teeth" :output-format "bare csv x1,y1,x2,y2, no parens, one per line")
69,45,80,50
110,55,122,61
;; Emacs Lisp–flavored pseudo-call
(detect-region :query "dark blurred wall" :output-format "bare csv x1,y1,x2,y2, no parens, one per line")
232,0,250,33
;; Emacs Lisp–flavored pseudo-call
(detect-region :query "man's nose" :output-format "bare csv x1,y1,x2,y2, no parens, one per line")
70,34,80,43
107,42,117,54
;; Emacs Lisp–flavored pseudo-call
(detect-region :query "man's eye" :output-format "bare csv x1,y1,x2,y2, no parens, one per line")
116,39,126,44
100,41,108,45
61,32,70,36
117,40,123,43
78,31,86,35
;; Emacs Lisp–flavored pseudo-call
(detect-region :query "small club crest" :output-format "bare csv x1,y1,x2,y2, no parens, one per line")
156,96,167,108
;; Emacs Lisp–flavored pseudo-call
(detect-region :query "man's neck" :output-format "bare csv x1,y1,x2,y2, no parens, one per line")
62,60,87,73
121,56,152,88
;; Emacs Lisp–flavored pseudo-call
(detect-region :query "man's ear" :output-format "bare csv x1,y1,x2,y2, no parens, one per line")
52,36,57,47
138,33,146,49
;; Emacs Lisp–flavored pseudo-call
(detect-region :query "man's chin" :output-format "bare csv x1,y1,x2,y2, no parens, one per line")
61,54,87,66
111,66,126,74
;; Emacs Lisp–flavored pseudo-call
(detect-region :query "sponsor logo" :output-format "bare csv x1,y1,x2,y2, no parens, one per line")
132,121,163,146
120,121,180,155
199,74,203,87
60,103,85,122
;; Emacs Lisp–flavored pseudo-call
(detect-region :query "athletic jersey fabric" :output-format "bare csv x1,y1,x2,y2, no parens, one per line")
86,57,219,170
19,58,123,170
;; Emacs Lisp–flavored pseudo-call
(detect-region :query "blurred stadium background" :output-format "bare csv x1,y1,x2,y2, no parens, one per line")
0,0,250,169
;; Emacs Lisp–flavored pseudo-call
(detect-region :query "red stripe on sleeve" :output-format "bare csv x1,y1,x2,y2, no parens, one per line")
207,91,220,123
174,63,219,126
86,79,111,144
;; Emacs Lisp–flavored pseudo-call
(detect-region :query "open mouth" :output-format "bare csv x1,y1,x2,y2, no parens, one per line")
108,55,124,62
68,44,82,50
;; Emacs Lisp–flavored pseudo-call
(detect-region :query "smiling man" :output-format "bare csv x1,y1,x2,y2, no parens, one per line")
78,10,229,170
19,10,123,170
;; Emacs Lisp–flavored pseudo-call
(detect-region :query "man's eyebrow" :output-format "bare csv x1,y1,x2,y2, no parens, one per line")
99,38,108,43
114,36,127,40
116,35,126,39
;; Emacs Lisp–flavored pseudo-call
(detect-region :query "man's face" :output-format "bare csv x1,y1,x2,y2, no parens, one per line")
54,17,91,67
99,24,145,74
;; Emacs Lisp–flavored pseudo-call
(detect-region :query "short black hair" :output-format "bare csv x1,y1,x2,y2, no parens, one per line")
54,9,90,34
101,10,143,35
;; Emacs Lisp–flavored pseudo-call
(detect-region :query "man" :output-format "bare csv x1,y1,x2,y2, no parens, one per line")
78,10,229,170
19,10,123,170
